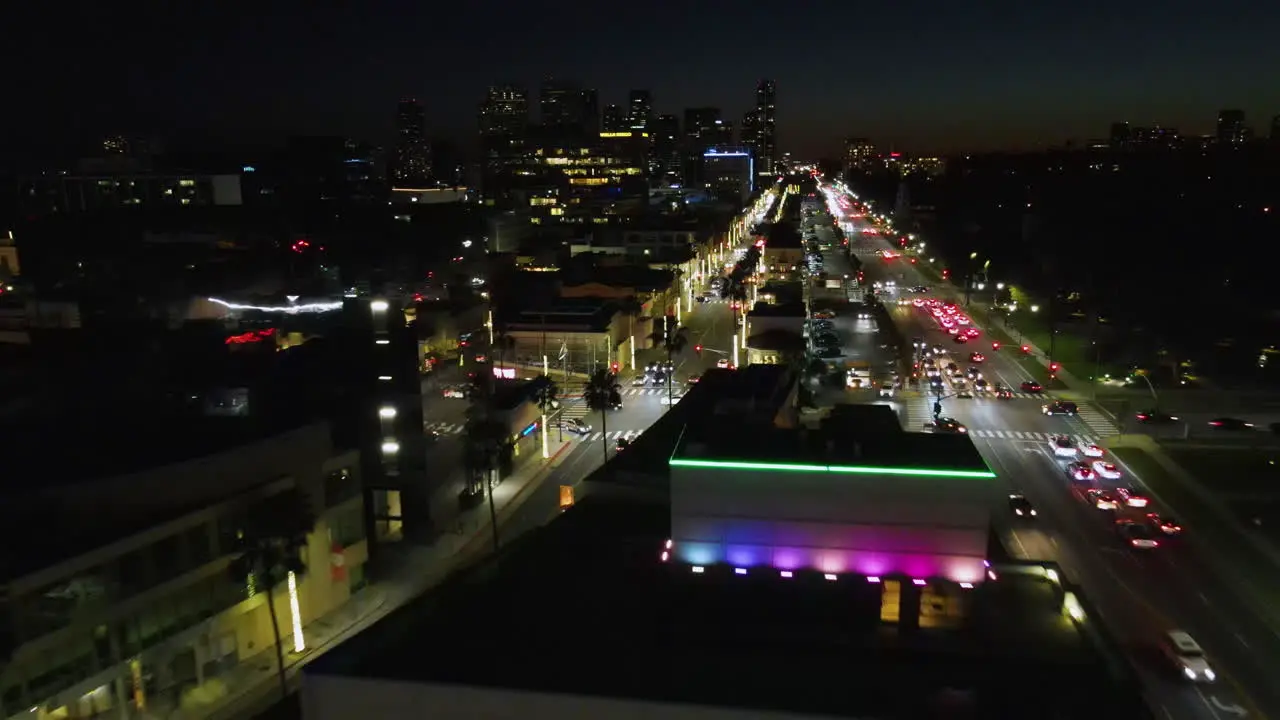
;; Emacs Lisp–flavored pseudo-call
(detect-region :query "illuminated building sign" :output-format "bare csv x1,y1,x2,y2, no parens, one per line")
209,297,342,314
520,421,539,437
599,132,649,138
668,457,995,479
225,328,277,345
493,367,516,379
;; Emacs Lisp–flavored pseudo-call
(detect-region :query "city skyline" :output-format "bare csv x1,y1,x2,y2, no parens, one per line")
7,2,1280,164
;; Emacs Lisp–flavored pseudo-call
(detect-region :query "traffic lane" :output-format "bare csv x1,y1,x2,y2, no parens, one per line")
981,439,1247,720
1037,446,1276,719
495,442,602,543
681,300,736,366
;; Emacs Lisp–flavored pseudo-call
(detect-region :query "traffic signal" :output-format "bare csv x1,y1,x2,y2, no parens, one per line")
942,269,951,279
1020,344,1031,354
695,344,703,355
1049,362,1061,373
610,362,619,374
991,342,1001,350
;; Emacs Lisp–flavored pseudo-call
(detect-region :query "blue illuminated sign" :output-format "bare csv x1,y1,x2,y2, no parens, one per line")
704,151,750,157
520,421,539,437
242,166,256,173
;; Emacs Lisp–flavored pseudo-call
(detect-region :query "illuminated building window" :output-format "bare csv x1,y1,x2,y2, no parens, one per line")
549,207,563,216
179,179,196,187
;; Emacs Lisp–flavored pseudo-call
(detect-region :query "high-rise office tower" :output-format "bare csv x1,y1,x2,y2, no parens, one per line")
712,120,735,149
683,108,721,152
651,114,681,184
580,88,600,136
540,79,582,129
843,138,876,175
628,90,653,132
393,99,430,186
1108,122,1131,150
1217,109,1246,145
602,104,626,133
742,109,762,164
478,85,530,162
755,80,776,174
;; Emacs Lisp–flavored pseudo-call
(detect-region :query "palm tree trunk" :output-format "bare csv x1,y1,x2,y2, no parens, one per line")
600,408,609,463
486,467,500,552
667,348,674,406
266,584,288,701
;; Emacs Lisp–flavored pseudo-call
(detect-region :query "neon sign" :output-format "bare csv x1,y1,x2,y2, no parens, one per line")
225,328,276,345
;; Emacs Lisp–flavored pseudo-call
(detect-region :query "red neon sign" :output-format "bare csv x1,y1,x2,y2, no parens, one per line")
225,328,277,345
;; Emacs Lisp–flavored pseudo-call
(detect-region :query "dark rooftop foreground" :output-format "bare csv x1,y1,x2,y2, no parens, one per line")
308,498,1150,719
676,406,993,475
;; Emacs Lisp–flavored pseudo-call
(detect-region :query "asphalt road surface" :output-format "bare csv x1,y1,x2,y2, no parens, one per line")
826,181,1270,720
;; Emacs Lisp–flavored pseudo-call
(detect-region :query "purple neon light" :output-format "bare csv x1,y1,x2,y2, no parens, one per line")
673,543,985,584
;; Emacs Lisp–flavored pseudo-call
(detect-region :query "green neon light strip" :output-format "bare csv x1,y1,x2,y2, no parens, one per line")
668,457,996,479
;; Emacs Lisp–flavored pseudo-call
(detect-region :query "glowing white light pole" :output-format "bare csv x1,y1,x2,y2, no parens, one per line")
287,571,305,653
486,309,494,345
629,336,636,370
541,356,550,459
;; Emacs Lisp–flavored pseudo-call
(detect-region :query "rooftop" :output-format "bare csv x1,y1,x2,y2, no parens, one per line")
674,410,994,479
306,497,1150,719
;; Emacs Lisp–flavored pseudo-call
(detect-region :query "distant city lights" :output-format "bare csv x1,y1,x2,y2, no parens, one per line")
208,297,342,314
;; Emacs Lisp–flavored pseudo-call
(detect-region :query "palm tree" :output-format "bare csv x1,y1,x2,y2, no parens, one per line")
660,318,689,405
583,364,620,463
617,296,644,370
463,372,511,551
492,331,515,370
533,375,560,454
227,487,315,701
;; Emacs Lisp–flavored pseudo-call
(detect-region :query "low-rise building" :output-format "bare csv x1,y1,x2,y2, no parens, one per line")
0,418,366,720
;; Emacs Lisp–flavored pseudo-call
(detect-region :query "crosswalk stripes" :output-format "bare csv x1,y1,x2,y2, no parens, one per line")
424,421,465,435
967,429,1097,445
583,428,646,443
1075,403,1119,437
898,390,1056,400
622,386,683,397
560,402,593,420
899,395,933,430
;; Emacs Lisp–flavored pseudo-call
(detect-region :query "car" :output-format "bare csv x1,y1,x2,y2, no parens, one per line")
944,362,959,374
1043,401,1079,416
1092,461,1122,480
995,388,1014,399
955,388,974,399
1050,435,1078,457
1208,417,1254,431
953,334,969,344
1086,489,1119,510
1020,381,1043,393
441,386,468,399
966,367,982,379
1135,409,1179,424
1116,519,1160,549
631,376,649,387
813,310,836,319
659,393,685,405
1066,462,1095,481
615,438,631,452
1009,494,1037,517
1148,513,1183,535
687,373,702,384
877,384,895,398
562,418,592,435
716,359,731,369
969,352,986,363
1081,443,1104,458
973,379,989,392
1161,631,1215,683
931,417,967,434
1115,487,1149,507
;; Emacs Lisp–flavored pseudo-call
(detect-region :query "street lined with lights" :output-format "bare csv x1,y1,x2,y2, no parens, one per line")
826,179,1269,720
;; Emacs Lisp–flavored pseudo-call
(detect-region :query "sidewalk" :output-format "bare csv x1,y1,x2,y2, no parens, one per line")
177,438,577,720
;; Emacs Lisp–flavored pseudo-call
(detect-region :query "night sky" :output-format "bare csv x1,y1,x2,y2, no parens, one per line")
7,0,1280,165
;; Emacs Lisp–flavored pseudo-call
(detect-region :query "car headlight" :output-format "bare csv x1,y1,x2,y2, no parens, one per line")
1030,509,1037,516
1183,667,1196,680
1204,669,1215,681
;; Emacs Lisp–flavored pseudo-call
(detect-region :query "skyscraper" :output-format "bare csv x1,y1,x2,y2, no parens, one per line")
742,109,762,164
628,90,653,132
755,80,776,174
651,114,681,185
602,104,626,133
683,108,721,152
580,88,600,136
393,99,430,186
540,79,581,129
478,85,530,162
1217,109,1246,145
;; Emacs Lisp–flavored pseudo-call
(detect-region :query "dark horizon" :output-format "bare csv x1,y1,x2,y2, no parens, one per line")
8,1,1280,167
